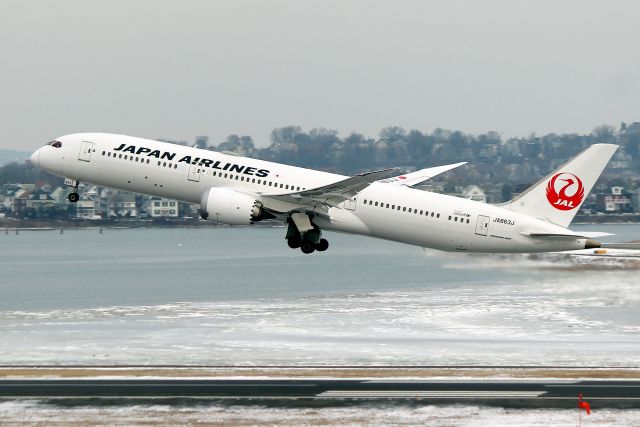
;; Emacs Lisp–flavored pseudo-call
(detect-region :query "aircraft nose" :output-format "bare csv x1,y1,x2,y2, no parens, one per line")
30,149,40,167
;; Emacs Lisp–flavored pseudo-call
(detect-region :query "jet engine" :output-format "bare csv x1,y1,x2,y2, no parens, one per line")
199,188,266,225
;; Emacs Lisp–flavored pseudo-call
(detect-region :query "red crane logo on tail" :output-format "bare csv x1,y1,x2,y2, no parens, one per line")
546,172,584,211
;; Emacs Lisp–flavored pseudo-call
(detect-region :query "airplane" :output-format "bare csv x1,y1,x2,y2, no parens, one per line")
30,133,618,254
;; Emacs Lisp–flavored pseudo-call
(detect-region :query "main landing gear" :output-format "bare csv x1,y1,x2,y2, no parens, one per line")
285,214,329,254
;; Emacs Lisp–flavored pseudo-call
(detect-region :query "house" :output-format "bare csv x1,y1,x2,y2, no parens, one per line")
146,197,179,218
631,188,640,213
461,185,487,203
75,193,99,219
107,192,137,218
596,186,633,213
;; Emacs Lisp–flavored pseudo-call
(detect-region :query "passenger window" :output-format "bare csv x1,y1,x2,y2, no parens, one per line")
467,219,470,224
253,178,256,183
448,216,452,220
408,208,412,213
419,210,423,215
119,154,122,158
402,207,406,212
391,205,395,209
375,202,379,206
386,203,389,208
437,213,440,218
364,199,367,204
174,164,177,169
101,151,105,155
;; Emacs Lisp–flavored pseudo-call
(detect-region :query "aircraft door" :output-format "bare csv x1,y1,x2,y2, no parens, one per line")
188,163,202,182
475,215,490,236
78,141,94,162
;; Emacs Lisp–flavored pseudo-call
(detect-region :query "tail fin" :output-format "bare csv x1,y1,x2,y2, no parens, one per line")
504,144,618,227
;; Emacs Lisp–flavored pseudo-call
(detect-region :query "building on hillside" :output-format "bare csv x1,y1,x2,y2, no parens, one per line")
146,197,178,218
596,186,633,213
461,185,487,203
75,192,99,219
631,188,640,213
107,192,137,218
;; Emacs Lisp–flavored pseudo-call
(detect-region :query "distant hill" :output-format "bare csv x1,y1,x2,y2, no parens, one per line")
0,149,30,166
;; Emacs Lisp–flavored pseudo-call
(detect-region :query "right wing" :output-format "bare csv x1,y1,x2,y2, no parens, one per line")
378,162,467,187
257,162,465,212
260,168,396,208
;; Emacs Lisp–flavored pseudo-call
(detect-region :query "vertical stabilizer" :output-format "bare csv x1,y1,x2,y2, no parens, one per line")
504,144,618,227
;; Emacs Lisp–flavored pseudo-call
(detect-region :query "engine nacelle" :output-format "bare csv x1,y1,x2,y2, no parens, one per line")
199,188,264,225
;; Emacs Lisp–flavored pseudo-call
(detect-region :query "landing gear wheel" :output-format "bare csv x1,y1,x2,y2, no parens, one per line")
68,192,79,203
287,237,301,249
316,238,329,252
300,241,316,254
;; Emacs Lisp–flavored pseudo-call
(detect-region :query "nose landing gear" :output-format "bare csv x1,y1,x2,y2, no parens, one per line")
64,178,80,203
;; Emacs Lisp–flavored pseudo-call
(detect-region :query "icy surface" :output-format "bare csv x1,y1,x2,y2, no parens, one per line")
0,226,639,366
0,401,638,426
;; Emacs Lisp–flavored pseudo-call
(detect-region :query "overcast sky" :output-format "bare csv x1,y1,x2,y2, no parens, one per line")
1,0,639,151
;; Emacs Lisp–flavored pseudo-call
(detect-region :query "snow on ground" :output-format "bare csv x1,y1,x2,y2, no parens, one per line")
0,270,638,366
0,401,638,427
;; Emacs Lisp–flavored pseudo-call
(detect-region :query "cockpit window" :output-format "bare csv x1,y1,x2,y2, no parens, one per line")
46,140,62,148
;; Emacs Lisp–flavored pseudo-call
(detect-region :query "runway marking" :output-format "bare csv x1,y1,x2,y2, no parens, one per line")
317,391,544,398
547,385,640,388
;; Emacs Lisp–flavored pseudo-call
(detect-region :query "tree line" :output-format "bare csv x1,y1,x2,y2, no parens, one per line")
2,123,639,202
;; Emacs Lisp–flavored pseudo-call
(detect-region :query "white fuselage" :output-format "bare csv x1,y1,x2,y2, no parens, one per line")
31,133,589,253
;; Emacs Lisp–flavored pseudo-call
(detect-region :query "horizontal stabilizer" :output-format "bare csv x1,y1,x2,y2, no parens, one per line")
521,231,613,239
602,242,640,250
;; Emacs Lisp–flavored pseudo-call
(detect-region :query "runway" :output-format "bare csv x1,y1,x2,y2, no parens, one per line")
1,379,640,408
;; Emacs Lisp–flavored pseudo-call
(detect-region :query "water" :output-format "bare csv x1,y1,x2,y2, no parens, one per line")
0,224,639,365
0,226,524,311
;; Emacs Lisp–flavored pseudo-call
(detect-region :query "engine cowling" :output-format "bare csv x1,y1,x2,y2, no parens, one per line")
199,188,264,225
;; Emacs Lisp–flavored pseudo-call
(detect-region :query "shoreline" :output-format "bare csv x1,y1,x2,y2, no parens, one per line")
2,217,640,230
1,366,639,380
